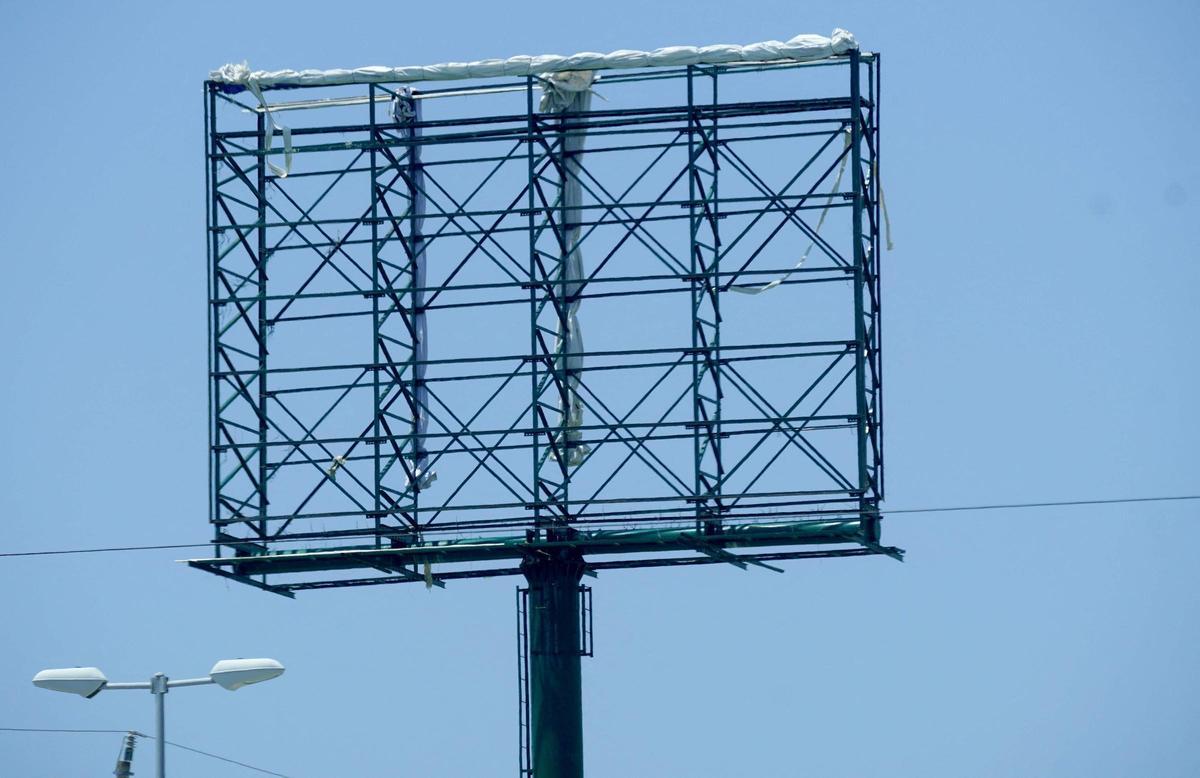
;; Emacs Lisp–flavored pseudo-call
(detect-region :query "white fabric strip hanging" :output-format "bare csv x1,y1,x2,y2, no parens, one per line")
541,72,594,467
876,165,895,251
392,88,436,490
236,76,293,178
730,129,851,295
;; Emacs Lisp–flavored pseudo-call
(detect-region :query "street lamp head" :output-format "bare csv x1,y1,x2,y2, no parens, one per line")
209,658,285,691
32,667,108,698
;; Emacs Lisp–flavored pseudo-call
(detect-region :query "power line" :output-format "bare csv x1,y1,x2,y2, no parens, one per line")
0,494,1196,560
153,735,292,777
0,542,212,558
884,494,1200,515
0,727,129,734
0,727,292,776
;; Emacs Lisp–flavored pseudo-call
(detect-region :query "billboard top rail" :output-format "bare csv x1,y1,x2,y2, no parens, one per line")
209,29,860,94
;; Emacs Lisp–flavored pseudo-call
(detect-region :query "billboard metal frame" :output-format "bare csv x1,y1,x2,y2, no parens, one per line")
192,50,894,597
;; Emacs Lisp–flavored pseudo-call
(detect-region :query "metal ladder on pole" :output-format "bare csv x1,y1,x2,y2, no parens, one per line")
517,587,533,776
517,584,593,776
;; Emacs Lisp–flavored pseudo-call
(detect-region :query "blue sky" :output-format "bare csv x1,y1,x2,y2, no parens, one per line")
1,1,1198,775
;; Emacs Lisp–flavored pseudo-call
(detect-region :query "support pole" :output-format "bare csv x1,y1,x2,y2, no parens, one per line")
522,552,585,778
150,673,167,778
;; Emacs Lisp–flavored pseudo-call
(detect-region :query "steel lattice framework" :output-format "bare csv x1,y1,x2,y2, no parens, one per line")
192,50,895,597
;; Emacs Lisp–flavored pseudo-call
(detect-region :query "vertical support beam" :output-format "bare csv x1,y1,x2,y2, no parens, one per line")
706,68,723,529
686,66,724,532
528,78,572,528
849,49,878,543
525,77,544,530
255,112,270,538
870,53,885,501
210,85,269,547
407,90,430,502
687,67,699,527
369,85,383,545
373,88,426,529
522,554,586,778
206,83,221,555
555,85,590,475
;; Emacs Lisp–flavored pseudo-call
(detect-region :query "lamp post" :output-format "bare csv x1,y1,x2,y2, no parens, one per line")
33,658,284,778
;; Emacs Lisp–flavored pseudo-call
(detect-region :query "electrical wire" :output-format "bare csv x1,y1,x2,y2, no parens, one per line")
0,494,1196,560
153,735,292,777
883,494,1200,515
0,727,292,777
0,542,216,558
0,727,130,734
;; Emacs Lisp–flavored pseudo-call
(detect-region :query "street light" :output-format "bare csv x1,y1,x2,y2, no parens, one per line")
33,658,284,777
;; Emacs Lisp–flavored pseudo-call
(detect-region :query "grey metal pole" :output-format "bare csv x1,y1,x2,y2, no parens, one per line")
150,673,168,778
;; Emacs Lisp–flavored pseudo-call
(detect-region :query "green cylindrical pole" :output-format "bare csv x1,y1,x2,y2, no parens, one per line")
523,552,585,778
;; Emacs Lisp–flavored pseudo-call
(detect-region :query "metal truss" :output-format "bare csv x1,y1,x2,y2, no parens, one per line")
195,50,893,595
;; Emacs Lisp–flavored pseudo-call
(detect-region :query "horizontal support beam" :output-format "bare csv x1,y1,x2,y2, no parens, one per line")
213,96,860,142
187,518,870,575
198,544,897,593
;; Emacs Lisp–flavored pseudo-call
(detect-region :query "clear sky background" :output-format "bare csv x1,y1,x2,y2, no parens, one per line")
1,1,1198,775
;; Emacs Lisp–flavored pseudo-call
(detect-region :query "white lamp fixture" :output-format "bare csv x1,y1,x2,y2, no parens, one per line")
32,657,284,778
32,667,108,698
209,658,285,690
